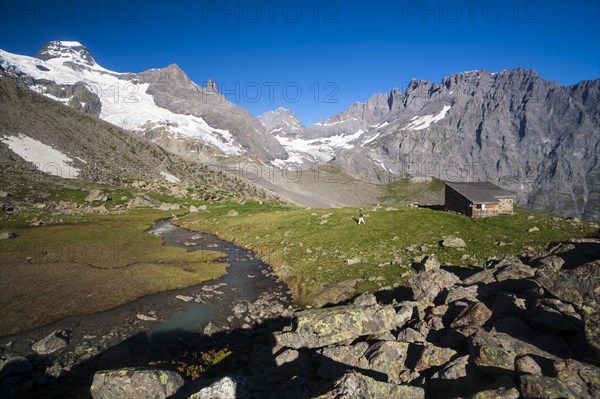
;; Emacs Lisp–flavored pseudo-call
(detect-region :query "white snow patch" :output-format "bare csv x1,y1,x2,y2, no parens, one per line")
402,105,451,131
57,41,84,47
160,171,180,183
1,134,80,178
314,118,356,127
363,132,380,145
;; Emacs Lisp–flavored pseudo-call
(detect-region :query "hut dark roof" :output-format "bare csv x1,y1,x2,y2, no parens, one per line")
444,181,515,204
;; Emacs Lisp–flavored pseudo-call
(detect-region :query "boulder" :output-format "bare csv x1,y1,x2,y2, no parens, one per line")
467,376,520,399
408,269,460,303
519,375,591,399
0,356,32,380
451,302,492,329
469,331,558,376
127,194,160,209
535,260,599,308
535,260,600,353
189,205,199,213
412,343,457,372
32,330,71,355
85,190,111,202
420,254,441,271
316,370,425,399
227,209,239,216
364,341,410,383
431,355,470,380
319,342,370,371
158,202,181,211
353,292,377,307
90,368,184,399
275,304,397,349
189,375,248,399
397,328,426,344
515,356,542,376
441,236,466,248
395,303,416,328
312,279,362,308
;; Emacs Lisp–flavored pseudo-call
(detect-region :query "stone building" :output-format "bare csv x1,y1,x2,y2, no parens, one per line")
444,181,515,217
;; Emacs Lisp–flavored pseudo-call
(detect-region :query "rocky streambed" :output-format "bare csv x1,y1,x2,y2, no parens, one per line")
0,220,294,398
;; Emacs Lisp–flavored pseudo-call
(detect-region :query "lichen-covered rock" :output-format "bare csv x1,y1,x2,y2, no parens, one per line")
90,368,184,399
320,342,370,369
431,355,470,380
535,260,600,353
316,370,425,399
413,343,457,372
519,375,591,399
419,254,441,271
467,376,520,399
364,341,410,383
408,269,460,303
469,331,558,376
275,304,396,349
535,260,599,308
189,375,248,399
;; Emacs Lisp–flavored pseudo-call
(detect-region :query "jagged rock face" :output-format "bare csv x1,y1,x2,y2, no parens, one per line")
304,91,399,139
136,64,288,162
308,69,598,219
258,107,305,137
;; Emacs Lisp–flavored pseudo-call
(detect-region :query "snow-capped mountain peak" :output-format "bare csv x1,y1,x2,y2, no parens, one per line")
35,40,97,67
258,107,305,137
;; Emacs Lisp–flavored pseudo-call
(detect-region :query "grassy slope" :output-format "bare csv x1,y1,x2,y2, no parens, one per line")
0,208,228,336
177,203,598,307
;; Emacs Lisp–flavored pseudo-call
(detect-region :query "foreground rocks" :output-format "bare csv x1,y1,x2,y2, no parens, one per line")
85,239,600,398
3,239,599,399
90,368,184,399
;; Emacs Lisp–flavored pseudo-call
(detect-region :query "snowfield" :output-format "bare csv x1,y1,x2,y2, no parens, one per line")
1,134,80,178
272,129,365,167
0,48,244,156
402,105,452,131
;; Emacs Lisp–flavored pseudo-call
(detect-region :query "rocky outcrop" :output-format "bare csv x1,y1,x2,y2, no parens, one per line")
274,304,397,349
294,69,599,219
90,368,184,399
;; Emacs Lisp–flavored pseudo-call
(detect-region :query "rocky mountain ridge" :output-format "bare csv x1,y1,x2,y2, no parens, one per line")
0,41,288,163
263,69,600,219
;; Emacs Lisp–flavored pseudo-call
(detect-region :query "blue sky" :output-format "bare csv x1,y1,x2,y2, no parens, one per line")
1,0,599,125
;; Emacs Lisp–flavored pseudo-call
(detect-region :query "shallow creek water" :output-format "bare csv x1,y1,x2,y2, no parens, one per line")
0,219,291,363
